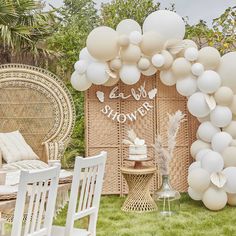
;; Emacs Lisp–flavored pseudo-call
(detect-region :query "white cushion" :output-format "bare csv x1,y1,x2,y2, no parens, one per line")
2,160,48,171
0,131,39,163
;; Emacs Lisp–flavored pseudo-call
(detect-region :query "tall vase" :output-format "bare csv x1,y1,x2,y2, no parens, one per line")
153,175,181,216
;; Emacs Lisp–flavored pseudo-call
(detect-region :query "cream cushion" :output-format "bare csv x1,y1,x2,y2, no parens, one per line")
2,160,48,171
0,130,39,164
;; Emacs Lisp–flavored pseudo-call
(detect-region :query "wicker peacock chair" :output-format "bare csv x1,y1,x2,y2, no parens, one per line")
0,64,76,167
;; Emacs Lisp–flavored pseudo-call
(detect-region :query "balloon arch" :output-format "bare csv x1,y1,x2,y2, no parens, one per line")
71,10,236,211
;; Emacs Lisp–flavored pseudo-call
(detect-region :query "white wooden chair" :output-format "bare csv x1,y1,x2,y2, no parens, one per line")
51,151,107,236
10,165,61,236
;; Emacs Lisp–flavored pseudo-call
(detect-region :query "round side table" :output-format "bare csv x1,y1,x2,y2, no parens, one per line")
121,166,157,213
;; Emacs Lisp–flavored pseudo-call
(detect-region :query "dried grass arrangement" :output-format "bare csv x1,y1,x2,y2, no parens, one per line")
153,110,186,175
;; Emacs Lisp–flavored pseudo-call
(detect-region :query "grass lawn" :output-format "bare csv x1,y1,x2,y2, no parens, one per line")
54,193,236,236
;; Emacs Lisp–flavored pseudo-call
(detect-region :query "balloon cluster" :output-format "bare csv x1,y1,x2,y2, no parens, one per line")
71,10,236,211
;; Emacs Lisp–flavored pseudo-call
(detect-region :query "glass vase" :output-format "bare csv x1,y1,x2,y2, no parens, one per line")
153,175,181,216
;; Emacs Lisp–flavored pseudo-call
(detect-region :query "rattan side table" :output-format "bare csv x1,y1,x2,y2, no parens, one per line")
121,166,157,213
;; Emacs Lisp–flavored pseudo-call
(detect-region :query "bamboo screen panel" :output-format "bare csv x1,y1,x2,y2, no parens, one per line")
85,73,199,195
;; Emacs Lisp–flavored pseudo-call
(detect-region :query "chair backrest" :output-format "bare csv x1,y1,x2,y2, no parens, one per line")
0,64,76,161
11,165,61,236
64,151,107,235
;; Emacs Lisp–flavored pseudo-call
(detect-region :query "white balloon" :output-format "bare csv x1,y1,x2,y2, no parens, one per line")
188,187,203,201
188,168,210,192
201,151,224,174
141,65,157,76
86,62,109,85
176,76,197,97
79,47,96,62
184,47,199,62
187,92,210,118
197,121,220,143
119,65,141,85
218,52,236,93
191,63,204,76
70,71,92,91
189,161,201,173
190,140,211,158
211,132,232,153
210,106,232,128
74,60,88,74
129,31,142,44
195,149,212,162
197,70,221,94
160,70,176,86
223,167,236,193
143,10,185,41
116,19,142,35
151,54,165,67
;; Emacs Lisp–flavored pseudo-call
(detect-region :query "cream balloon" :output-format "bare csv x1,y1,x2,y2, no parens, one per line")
86,62,109,85
187,92,211,118
195,149,212,162
116,19,142,35
197,114,210,123
188,161,201,173
120,44,141,63
176,76,197,97
188,187,203,201
222,146,236,168
109,58,122,71
214,86,234,106
184,47,199,62
70,71,92,91
143,10,185,41
197,121,220,143
210,106,232,128
227,193,236,206
218,52,236,93
172,58,191,78
103,75,119,87
74,60,88,74
138,58,151,71
86,26,119,61
118,34,130,47
211,132,232,153
230,95,236,115
203,187,227,211
190,140,211,158
119,65,141,85
188,168,210,192
140,31,165,56
129,31,142,45
197,70,221,94
159,50,173,70
201,151,224,174
142,65,157,76
197,47,221,70
223,121,236,139
79,47,96,62
223,167,236,193
151,54,165,67
160,70,176,86
191,63,204,76
177,39,198,57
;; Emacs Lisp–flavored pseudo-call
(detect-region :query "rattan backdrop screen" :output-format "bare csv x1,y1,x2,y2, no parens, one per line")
85,73,199,195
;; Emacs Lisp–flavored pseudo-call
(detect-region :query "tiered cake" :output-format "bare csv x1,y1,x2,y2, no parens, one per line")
129,144,147,161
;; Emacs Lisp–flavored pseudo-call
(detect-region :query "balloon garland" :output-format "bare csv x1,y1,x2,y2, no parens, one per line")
71,10,236,211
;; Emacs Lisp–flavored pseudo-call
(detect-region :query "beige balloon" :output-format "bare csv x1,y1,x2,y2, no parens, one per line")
172,57,191,78
230,95,236,115
86,26,119,61
177,39,198,57
223,121,236,139
109,58,122,71
120,44,141,63
214,86,234,106
203,187,227,211
190,140,211,158
197,114,210,123
118,34,130,47
222,146,236,168
141,65,157,76
140,31,165,56
227,193,236,206
138,57,151,71
160,70,177,86
197,47,221,70
103,76,119,87
159,50,174,70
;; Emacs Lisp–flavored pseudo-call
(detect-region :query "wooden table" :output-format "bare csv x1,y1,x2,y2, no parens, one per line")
121,166,157,213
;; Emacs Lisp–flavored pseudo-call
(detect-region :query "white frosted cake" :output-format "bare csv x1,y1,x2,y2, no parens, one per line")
129,144,147,161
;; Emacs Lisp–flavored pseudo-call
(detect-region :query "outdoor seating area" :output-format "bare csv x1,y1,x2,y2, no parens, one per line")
0,0,236,236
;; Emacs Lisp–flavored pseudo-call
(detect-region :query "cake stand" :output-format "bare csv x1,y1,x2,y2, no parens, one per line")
124,158,153,169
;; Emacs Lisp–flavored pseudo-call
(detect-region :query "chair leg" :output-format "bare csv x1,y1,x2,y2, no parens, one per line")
88,212,98,236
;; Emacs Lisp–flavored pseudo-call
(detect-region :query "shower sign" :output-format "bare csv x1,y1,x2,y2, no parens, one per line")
96,82,157,123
